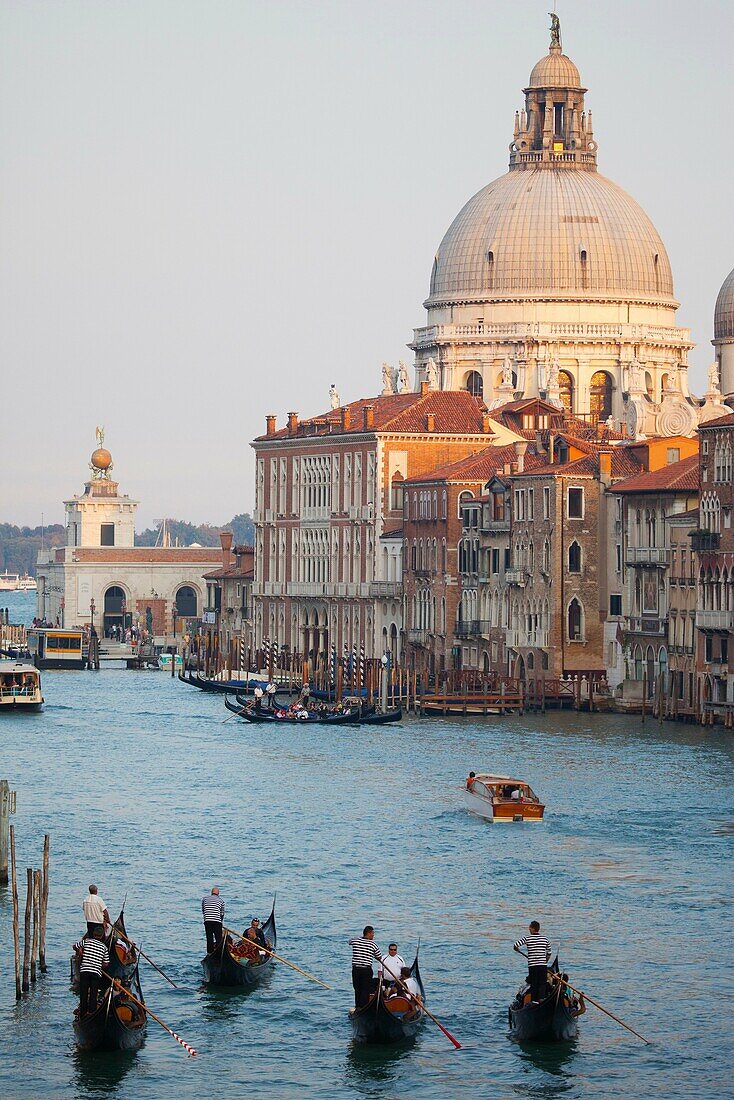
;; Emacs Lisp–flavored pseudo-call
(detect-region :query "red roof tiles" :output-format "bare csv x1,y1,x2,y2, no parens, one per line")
614,454,700,494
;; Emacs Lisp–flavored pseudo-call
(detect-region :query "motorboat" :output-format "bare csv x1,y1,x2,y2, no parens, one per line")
463,773,544,822
0,661,43,711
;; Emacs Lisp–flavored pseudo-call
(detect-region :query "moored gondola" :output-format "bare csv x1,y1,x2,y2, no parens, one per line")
73,968,147,1052
224,697,362,724
201,903,277,987
350,954,426,1043
508,959,584,1041
359,707,402,725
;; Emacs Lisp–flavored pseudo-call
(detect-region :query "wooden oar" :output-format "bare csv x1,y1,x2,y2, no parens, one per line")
222,926,331,990
111,927,179,989
103,974,198,1056
516,953,650,1045
386,966,462,1050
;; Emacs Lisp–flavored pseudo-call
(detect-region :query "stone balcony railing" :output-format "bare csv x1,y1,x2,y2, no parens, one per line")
626,616,667,636
625,547,671,567
411,321,692,348
505,630,549,648
696,610,734,632
407,629,429,646
369,581,402,598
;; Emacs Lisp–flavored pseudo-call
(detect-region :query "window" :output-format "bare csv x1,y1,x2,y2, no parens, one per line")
725,508,732,530
615,543,622,572
568,541,581,573
702,440,709,455
667,448,680,464
391,474,404,512
492,492,505,521
609,594,622,616
721,638,729,664
528,489,534,520
567,487,584,519
100,523,115,546
491,548,500,574
543,486,550,520
568,598,583,641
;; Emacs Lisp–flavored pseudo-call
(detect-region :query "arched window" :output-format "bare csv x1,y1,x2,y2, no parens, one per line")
633,645,643,681
390,472,404,512
175,586,197,617
568,598,583,641
590,371,613,422
558,370,574,412
465,371,483,398
568,540,581,573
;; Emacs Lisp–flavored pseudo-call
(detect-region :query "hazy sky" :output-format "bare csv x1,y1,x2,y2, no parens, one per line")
1,0,732,528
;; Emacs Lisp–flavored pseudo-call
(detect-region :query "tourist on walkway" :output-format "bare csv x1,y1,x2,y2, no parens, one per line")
513,920,552,1002
74,929,110,1016
202,886,225,953
349,925,382,1008
82,884,110,936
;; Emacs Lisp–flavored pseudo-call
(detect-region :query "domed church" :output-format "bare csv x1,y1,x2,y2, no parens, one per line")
410,17,720,436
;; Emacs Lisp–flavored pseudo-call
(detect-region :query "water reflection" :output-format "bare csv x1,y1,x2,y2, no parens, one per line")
513,1037,578,1078
71,1048,137,1095
344,1038,416,1089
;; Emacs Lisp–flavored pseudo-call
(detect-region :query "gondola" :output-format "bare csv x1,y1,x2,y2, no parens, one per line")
193,671,268,694
73,967,147,1052
358,707,402,725
225,697,360,724
201,903,277,987
508,958,584,1041
71,910,139,992
350,953,426,1043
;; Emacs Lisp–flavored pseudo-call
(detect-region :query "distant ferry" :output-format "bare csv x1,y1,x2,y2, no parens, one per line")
0,661,44,711
0,572,37,592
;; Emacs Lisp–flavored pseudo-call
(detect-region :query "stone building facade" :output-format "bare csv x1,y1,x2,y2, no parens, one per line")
203,533,255,657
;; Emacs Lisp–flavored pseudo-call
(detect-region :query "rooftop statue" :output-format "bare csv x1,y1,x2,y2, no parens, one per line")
329,383,340,409
708,361,721,393
397,361,411,394
381,362,395,395
549,12,561,49
426,357,439,389
501,355,515,387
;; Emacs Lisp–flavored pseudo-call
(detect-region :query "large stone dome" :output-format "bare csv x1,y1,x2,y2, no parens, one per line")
427,168,676,307
714,267,734,340
527,47,581,89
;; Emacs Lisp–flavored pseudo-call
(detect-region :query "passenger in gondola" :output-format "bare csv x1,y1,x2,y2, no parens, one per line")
513,920,552,1003
82,884,110,936
389,966,422,1003
74,929,110,1017
248,917,267,951
379,943,405,988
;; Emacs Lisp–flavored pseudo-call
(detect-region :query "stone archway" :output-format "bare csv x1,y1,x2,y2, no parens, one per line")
103,585,127,637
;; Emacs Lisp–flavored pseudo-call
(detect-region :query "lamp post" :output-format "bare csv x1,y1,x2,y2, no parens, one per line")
121,600,126,641
90,598,96,635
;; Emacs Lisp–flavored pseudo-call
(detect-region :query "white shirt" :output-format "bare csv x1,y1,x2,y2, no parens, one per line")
379,952,405,981
82,894,107,923
403,976,421,999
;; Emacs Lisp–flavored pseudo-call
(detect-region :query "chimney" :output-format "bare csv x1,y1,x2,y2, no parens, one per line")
220,530,233,568
420,380,430,396
287,411,298,435
363,405,375,430
513,439,528,473
266,414,276,437
341,407,352,431
599,451,612,485
426,412,435,432
482,412,492,433
549,434,555,464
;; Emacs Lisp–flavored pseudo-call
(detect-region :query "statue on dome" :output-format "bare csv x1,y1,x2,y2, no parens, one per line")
329,383,340,409
96,425,105,446
708,361,721,394
626,357,644,393
664,361,680,393
426,357,439,390
397,361,411,394
546,356,560,389
548,12,561,49
501,355,515,388
381,362,395,396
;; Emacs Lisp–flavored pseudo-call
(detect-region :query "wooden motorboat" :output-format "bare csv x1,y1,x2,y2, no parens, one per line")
0,661,43,711
73,968,147,1052
508,959,584,1041
350,954,426,1043
71,911,139,992
201,904,276,987
463,773,544,822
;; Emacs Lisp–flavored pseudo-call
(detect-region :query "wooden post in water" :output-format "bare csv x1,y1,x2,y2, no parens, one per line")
31,869,40,983
39,834,49,973
10,825,20,999
641,671,647,722
0,779,12,885
22,867,32,992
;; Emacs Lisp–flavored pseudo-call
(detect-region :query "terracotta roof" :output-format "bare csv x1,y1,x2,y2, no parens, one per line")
614,454,700,494
380,525,403,538
666,508,699,523
512,448,644,480
255,390,492,441
698,411,734,429
404,444,544,485
203,565,254,581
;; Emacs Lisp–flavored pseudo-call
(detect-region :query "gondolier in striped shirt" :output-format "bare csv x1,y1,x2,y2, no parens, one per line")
514,920,552,1003
202,886,225,953
73,929,110,1017
348,925,383,1008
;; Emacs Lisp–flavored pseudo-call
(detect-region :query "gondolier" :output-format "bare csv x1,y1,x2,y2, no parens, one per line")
202,886,225,953
73,929,110,1017
266,681,277,709
348,925,383,1008
82,885,110,935
514,920,552,1002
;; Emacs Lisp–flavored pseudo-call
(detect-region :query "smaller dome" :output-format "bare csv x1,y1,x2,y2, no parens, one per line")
714,267,734,340
91,447,113,471
528,47,581,88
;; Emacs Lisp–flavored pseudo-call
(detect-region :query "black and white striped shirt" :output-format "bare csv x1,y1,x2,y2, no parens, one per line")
202,894,225,922
349,936,382,968
74,937,110,975
514,933,551,966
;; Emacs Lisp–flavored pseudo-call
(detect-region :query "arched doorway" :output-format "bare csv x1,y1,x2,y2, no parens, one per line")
175,585,197,618
465,370,483,398
559,370,574,412
103,586,126,637
590,371,613,422
516,655,526,682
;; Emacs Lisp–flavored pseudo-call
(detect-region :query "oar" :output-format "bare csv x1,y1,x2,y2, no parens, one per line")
516,953,650,1045
386,966,462,1050
111,926,179,989
103,973,198,1056
222,926,331,990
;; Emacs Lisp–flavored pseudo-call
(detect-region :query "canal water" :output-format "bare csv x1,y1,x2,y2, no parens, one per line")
1,613,732,1097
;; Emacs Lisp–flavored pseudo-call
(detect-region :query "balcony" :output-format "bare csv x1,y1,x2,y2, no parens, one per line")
454,620,492,638
505,630,549,649
369,581,402,598
504,568,526,587
690,530,721,552
481,518,510,534
625,547,670,567
407,629,429,647
696,610,734,632
626,616,667,636
706,661,729,676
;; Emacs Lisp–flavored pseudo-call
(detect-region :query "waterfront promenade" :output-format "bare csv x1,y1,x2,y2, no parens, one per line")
0,654,732,1098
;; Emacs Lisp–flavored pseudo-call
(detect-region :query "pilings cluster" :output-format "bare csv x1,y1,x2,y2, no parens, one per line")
2,781,50,1000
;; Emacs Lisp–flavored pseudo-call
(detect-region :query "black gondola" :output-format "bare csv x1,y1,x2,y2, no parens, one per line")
350,954,426,1043
201,903,277,987
358,707,402,725
73,967,147,1052
193,671,268,694
508,959,584,1041
224,697,360,724
71,910,139,992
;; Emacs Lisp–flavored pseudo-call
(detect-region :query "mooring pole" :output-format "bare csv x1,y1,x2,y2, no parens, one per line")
39,834,49,973
0,779,15,885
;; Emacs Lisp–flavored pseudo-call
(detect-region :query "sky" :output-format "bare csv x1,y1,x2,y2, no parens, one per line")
1,0,732,528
